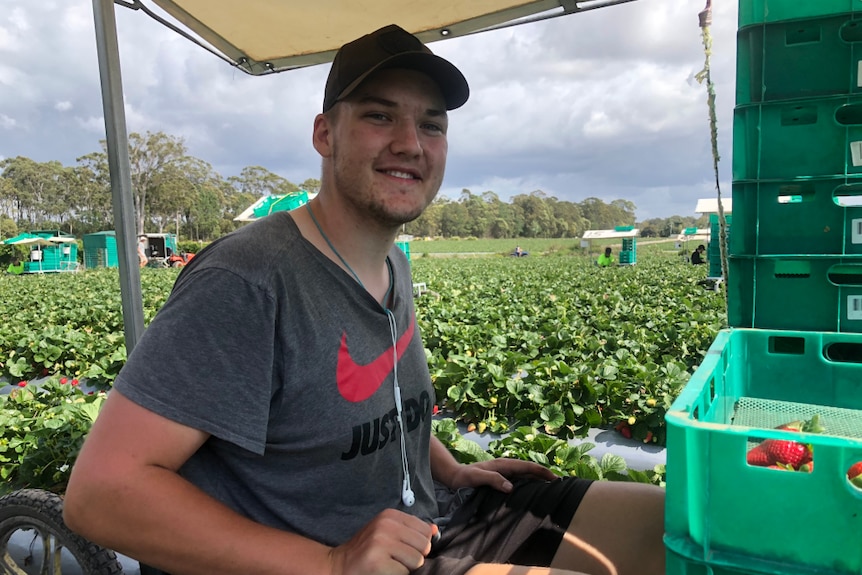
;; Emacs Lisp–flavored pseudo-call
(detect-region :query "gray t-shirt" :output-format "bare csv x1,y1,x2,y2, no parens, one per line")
114,212,437,546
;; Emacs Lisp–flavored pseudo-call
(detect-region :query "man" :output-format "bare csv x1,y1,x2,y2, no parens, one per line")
691,244,706,265
597,247,614,267
64,24,663,575
138,236,149,268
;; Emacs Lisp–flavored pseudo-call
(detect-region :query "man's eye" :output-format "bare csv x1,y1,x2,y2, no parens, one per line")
423,123,445,134
366,112,390,121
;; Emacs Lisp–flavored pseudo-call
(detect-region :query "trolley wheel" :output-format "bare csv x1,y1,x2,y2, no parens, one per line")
0,488,124,575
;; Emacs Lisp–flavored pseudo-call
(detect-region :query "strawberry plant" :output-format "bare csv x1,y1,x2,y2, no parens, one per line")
432,419,666,486
0,378,106,494
0,253,723,494
417,255,725,445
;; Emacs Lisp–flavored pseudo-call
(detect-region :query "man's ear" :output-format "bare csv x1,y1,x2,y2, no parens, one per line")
312,113,333,158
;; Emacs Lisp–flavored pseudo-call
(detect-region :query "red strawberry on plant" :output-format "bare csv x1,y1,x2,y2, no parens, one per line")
614,421,632,439
848,462,862,488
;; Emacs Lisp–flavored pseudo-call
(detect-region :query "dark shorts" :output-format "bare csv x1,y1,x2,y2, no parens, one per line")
416,476,594,575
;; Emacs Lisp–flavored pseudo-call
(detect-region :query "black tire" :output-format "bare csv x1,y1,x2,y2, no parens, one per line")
0,488,124,575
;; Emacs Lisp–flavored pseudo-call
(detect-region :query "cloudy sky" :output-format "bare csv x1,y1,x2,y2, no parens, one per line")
1,0,737,221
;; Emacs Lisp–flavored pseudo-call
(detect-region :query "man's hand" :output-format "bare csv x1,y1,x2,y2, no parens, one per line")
328,509,438,575
447,458,558,493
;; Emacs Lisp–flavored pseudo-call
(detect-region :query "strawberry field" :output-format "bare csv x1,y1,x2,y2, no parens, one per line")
0,253,726,491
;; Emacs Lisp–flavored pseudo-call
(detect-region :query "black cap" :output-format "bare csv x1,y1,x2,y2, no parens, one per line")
323,24,469,112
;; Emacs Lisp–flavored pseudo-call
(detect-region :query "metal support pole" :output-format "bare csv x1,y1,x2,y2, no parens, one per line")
92,0,145,352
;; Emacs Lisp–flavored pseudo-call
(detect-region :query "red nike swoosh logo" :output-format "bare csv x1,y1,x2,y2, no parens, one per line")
336,316,416,402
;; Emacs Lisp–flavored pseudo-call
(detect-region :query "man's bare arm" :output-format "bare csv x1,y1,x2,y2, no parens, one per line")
64,390,434,575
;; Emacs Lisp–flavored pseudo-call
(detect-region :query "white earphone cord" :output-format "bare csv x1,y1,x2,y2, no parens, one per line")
387,310,413,506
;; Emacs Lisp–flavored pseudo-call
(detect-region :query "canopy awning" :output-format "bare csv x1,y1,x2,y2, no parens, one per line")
694,197,732,215
3,233,54,246
582,228,640,240
140,0,638,74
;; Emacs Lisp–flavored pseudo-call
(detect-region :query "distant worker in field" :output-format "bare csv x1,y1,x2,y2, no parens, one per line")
137,236,148,268
691,244,706,265
597,246,614,267
6,258,24,275
511,245,528,257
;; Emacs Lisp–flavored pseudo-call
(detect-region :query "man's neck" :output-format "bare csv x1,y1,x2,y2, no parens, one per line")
292,197,397,304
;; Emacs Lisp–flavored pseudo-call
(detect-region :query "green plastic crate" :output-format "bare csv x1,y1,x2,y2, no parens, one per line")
665,328,862,575
739,0,862,28
666,547,765,575
736,15,862,105
731,177,862,256
395,240,411,262
727,255,862,331
83,231,118,269
733,96,862,181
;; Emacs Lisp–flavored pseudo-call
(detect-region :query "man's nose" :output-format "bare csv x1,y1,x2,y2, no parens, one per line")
390,121,422,156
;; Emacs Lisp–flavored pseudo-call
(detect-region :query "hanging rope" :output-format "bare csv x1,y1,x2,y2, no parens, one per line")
694,0,729,318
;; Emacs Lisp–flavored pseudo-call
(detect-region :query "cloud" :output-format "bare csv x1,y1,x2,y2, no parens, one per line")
1,0,738,221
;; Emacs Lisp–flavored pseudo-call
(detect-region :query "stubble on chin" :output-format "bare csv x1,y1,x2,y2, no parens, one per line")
365,193,430,227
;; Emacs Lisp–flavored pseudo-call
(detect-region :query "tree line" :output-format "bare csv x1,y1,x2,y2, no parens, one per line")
0,130,706,243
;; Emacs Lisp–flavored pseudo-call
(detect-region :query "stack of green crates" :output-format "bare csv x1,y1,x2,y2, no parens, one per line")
665,1,862,574
708,213,731,278
395,240,411,263
618,237,636,265
729,2,862,332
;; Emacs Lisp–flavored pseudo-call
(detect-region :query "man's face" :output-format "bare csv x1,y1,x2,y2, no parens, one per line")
314,68,449,227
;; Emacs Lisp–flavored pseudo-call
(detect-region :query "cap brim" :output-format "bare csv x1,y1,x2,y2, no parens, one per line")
334,52,469,111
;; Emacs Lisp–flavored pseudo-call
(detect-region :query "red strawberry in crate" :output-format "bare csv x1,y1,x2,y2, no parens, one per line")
848,462,862,488
746,443,772,466
746,415,823,469
765,440,812,469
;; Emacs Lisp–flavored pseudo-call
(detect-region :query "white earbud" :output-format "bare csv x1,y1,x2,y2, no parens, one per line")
402,482,415,507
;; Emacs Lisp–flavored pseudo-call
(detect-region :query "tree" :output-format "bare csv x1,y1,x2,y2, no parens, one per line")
299,178,321,196
548,198,587,238
460,189,490,237
72,153,113,233
512,191,554,237
439,201,469,237
228,166,296,197
579,197,615,230
406,196,445,236
0,157,67,226
123,131,190,235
